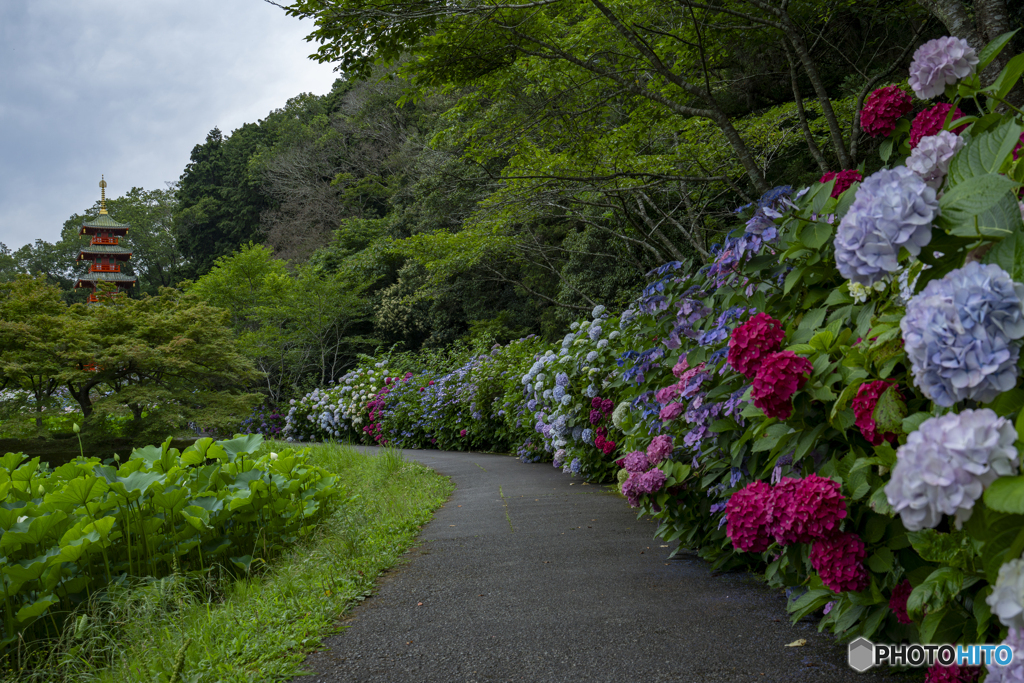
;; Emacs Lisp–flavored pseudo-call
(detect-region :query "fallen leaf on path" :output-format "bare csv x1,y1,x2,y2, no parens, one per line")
785,639,807,647
417,602,423,606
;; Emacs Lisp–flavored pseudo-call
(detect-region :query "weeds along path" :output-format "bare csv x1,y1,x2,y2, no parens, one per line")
299,449,899,683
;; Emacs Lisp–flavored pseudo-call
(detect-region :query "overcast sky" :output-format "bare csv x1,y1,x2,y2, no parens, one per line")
0,0,339,250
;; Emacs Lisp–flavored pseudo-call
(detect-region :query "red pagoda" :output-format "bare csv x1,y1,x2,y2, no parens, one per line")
75,177,136,302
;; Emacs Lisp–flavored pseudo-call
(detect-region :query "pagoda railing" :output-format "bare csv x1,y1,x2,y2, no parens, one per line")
91,237,119,245
90,264,121,273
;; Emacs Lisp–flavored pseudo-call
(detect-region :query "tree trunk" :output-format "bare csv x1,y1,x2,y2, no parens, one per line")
67,381,94,418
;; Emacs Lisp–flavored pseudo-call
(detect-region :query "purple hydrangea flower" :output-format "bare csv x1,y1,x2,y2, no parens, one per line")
834,167,938,285
885,409,1018,531
985,626,1024,681
989,559,1024,631
552,385,566,401
570,458,582,475
586,351,599,363
909,36,979,100
581,428,594,443
906,131,964,189
555,372,570,388
589,326,602,341
902,262,1024,406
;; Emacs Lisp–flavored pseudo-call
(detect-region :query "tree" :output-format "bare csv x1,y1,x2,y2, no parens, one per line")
0,276,69,428
187,243,376,402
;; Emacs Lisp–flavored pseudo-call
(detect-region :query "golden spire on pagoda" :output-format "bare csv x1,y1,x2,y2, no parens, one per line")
99,176,108,215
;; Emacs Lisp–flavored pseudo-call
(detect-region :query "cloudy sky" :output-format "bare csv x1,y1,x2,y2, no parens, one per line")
0,0,339,250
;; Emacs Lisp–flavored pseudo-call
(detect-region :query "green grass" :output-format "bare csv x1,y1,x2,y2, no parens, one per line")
9,442,452,683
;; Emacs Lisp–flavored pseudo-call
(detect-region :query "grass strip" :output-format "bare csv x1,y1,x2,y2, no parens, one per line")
13,443,452,683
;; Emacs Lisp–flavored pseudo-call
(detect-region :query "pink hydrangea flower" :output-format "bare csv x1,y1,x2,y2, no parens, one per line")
852,380,901,446
820,169,863,198
727,313,786,378
654,384,681,405
621,450,648,474
860,85,913,137
659,402,685,422
889,579,914,624
646,435,673,464
910,103,967,148
1013,132,1024,161
672,356,689,378
725,481,774,553
809,532,869,593
622,468,667,507
768,474,847,545
751,351,813,420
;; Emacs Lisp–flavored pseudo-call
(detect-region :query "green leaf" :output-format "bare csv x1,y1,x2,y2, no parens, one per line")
871,384,907,436
907,567,964,620
902,411,933,434
867,547,894,573
908,529,979,571
986,228,1024,282
940,172,1019,215
989,52,1024,102
219,434,265,457
949,118,1024,184
14,594,59,626
977,30,1020,72
46,476,109,507
878,137,893,163
984,475,1024,514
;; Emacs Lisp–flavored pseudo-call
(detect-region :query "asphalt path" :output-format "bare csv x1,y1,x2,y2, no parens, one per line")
297,448,905,682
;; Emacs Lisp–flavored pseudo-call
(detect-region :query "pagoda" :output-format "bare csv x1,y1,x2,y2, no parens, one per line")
75,177,136,303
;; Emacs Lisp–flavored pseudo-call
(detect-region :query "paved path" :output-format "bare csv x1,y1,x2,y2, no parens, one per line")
298,449,901,682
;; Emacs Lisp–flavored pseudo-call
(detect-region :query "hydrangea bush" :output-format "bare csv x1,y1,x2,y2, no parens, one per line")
280,33,1024,673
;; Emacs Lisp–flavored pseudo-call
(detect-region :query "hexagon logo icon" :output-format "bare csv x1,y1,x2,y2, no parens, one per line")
848,637,875,672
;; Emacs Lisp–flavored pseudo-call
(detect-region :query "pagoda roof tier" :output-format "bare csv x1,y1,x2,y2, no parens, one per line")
74,272,136,288
77,245,133,260
80,213,130,235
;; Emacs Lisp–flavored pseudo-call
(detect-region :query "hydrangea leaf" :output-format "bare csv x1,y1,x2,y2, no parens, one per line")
871,384,906,435
949,117,1024,184
907,566,964,621
983,475,1024,514
907,529,979,572
985,228,1024,282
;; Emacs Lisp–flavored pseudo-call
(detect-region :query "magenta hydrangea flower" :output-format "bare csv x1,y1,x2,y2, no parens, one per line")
909,36,979,100
852,380,901,446
860,85,913,137
646,435,673,464
727,313,786,378
910,103,967,148
924,662,981,683
820,169,863,198
767,474,847,545
659,402,685,422
725,480,774,552
889,579,914,624
621,450,648,474
751,351,813,419
809,532,869,593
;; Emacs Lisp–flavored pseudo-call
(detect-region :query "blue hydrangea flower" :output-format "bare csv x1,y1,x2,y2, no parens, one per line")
552,386,565,401
596,339,608,350
527,399,538,411
581,428,594,443
586,351,599,363
572,426,583,441
588,326,602,341
584,384,599,398
555,372,569,388
902,262,1024,406
543,389,553,400
834,167,938,285
570,458,582,475
560,394,572,406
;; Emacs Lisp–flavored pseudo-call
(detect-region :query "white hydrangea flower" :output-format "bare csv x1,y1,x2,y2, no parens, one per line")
989,558,1024,630
885,409,1019,530
906,131,964,189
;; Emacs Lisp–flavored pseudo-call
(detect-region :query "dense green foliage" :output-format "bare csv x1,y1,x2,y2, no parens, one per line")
0,435,338,656
2,443,451,683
